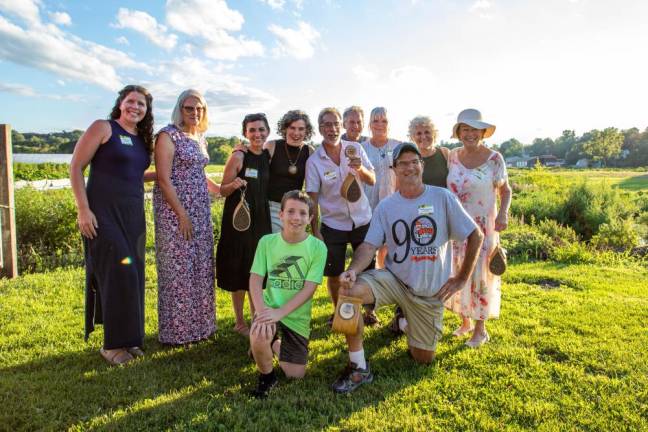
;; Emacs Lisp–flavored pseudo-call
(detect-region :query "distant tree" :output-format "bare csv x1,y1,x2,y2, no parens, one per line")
206,136,241,164
553,130,576,159
529,137,555,156
498,138,524,158
580,128,623,166
12,130,25,143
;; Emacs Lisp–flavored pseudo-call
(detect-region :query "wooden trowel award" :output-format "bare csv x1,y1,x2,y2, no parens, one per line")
340,145,362,202
331,294,363,335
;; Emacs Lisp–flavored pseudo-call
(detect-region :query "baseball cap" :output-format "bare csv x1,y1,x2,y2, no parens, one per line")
392,142,421,165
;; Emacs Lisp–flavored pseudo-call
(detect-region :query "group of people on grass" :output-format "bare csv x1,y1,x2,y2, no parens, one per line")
70,85,511,398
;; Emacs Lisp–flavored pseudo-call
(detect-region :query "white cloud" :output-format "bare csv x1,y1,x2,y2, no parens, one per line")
0,82,82,101
165,0,264,60
389,65,432,83
142,57,278,133
0,0,40,25
48,11,71,26
0,82,36,96
268,21,319,59
115,35,129,45
470,0,492,11
352,64,378,82
113,8,177,50
260,0,286,10
0,7,150,91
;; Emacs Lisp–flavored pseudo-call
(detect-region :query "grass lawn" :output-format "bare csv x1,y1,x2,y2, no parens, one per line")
1,262,647,431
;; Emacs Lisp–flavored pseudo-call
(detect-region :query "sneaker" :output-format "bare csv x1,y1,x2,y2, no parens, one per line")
388,306,404,336
331,362,373,394
250,371,278,399
363,310,380,326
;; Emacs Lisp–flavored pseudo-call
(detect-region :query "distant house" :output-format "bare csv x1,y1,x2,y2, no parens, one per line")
505,156,532,168
526,155,563,167
575,158,589,168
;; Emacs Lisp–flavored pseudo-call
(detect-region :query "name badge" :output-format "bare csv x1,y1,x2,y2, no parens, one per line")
418,205,434,215
120,135,133,146
245,168,258,179
324,170,337,181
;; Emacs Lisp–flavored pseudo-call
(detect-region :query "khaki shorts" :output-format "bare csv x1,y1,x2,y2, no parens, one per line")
358,269,444,352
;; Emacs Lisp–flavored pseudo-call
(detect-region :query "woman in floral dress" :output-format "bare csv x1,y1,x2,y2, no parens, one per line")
153,89,221,345
445,108,512,348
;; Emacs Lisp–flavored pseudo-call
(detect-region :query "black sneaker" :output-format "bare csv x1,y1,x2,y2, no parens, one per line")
388,306,404,336
250,371,278,399
331,362,373,394
363,309,380,326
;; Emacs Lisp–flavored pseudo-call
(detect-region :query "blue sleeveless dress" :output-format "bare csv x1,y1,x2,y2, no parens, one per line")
84,120,151,349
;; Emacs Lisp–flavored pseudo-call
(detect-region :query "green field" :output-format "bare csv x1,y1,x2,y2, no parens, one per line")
508,168,648,192
1,261,647,431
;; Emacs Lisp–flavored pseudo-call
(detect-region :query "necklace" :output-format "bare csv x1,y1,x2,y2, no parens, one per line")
285,141,303,175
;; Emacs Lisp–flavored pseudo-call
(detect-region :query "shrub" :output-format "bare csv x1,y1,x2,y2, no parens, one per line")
14,187,82,272
13,163,70,181
534,219,579,246
557,181,636,239
500,224,553,261
551,242,596,264
590,219,640,251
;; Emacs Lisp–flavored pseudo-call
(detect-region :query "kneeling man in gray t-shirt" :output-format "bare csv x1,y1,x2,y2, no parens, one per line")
331,142,484,394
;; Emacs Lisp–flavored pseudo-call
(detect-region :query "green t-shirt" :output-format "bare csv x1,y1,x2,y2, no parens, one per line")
250,233,327,338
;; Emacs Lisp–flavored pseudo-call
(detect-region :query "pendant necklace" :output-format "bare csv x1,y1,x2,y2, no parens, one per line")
285,141,303,175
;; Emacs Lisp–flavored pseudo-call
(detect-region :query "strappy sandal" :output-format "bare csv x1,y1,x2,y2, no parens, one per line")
100,348,133,366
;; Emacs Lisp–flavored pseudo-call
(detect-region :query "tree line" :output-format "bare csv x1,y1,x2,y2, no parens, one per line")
11,126,648,167
493,127,648,167
11,130,241,164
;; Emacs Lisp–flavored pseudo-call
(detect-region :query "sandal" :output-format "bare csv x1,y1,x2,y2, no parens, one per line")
100,348,133,366
452,326,475,337
234,324,250,337
126,346,145,357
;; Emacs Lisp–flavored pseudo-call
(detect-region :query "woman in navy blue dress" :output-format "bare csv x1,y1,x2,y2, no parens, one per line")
70,85,155,365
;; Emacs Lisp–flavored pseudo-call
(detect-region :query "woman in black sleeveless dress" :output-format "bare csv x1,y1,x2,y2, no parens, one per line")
70,85,155,365
216,113,272,336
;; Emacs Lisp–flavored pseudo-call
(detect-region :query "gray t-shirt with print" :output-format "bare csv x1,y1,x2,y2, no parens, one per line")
364,185,477,297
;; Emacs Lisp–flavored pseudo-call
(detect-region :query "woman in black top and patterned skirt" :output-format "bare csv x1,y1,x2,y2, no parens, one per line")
216,113,272,336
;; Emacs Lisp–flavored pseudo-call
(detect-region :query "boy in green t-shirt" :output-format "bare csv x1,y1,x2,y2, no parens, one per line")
249,190,327,398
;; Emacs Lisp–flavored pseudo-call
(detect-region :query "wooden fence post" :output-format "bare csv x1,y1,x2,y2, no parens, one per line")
0,124,18,278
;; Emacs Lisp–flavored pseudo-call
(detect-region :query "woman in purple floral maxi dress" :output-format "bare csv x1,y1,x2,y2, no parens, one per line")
153,90,221,345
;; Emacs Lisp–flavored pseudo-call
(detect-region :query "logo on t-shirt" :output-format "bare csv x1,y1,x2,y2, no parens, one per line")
269,255,306,290
391,216,438,264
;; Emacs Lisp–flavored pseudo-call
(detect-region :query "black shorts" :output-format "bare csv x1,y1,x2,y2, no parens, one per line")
320,223,376,277
273,321,309,365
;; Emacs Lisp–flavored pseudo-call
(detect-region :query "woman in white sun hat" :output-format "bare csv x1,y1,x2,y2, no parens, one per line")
445,108,512,348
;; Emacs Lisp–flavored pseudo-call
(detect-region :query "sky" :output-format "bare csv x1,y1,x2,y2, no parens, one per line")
1,0,647,145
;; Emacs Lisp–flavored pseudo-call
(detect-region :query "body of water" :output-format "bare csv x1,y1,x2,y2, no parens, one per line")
13,153,72,164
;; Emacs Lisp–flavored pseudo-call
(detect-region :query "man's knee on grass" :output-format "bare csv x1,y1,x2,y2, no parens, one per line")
409,346,435,364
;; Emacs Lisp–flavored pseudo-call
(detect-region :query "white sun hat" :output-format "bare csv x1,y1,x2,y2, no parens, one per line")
451,108,496,139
